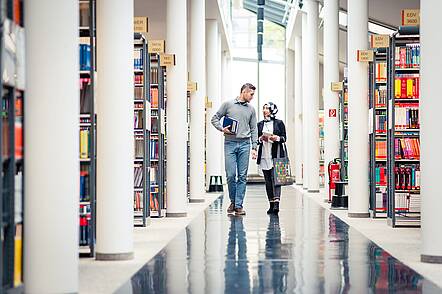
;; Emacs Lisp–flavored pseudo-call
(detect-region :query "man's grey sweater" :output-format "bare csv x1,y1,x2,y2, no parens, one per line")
211,98,258,150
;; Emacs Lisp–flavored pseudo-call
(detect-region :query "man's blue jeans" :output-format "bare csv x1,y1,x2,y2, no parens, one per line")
224,140,251,209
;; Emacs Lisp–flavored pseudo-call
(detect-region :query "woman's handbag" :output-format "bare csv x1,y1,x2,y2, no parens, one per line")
273,143,294,186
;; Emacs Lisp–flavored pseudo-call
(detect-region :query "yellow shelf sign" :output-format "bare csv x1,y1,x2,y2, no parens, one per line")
357,50,374,62
148,40,165,54
187,81,198,92
331,82,344,92
370,35,390,48
401,9,420,26
134,17,148,33
159,54,175,67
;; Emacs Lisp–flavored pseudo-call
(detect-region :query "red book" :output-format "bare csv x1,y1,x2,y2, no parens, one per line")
400,48,406,68
401,78,407,98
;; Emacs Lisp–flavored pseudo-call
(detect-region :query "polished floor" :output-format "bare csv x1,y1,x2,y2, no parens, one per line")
116,185,442,294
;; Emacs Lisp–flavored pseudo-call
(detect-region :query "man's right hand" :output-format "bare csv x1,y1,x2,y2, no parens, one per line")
222,126,234,135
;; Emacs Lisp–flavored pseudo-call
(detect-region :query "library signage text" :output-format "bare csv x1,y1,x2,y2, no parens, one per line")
134,17,148,33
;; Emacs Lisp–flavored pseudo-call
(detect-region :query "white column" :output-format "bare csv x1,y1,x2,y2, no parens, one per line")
305,0,320,192
24,1,79,292
421,0,442,264
189,0,206,203
286,49,296,173
165,0,188,216
294,35,303,185
301,13,309,190
206,20,223,188
323,0,340,198
96,0,134,259
347,0,370,218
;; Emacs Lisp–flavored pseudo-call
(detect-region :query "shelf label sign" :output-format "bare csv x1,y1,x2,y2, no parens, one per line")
370,35,390,48
329,109,337,118
187,81,198,92
148,40,165,54
357,50,374,62
159,54,175,66
205,96,213,108
401,9,420,26
331,82,344,92
134,17,148,33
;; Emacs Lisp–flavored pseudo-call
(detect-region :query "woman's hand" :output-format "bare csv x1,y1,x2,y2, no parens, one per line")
269,135,280,142
260,135,269,142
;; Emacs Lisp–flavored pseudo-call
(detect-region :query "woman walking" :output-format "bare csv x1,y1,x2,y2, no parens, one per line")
257,102,287,214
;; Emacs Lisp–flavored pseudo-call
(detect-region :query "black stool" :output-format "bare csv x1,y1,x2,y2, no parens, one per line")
331,181,348,209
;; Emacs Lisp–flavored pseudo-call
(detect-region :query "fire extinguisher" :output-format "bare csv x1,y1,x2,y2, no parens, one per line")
328,158,341,202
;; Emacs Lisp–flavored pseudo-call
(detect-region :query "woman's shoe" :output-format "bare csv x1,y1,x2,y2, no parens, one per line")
273,201,280,214
267,201,275,214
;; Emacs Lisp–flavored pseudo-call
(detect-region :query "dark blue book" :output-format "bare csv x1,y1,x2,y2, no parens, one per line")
222,116,239,134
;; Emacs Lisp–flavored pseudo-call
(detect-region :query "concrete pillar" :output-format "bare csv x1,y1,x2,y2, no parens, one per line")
301,13,309,190
323,0,340,198
294,35,303,185
24,0,79,291
347,0,370,218
421,0,442,264
165,0,188,216
189,0,206,203
206,20,223,188
95,0,134,260
286,49,296,175
304,0,320,192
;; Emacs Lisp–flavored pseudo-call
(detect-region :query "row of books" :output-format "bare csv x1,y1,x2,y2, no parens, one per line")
151,117,159,133
80,78,93,114
394,103,419,129
395,44,420,69
150,166,159,185
375,62,387,83
79,2,90,27
375,164,387,186
375,185,387,210
134,87,144,100
394,74,420,99
395,138,420,160
394,164,420,190
134,165,143,188
79,128,90,159
80,170,90,201
135,136,144,158
375,141,387,159
79,215,91,246
375,114,387,133
151,88,159,107
150,66,159,84
375,86,387,107
395,193,420,212
134,75,144,85
134,192,144,211
134,48,144,71
134,102,143,110
150,140,160,159
79,44,91,71
150,194,160,211
134,111,143,129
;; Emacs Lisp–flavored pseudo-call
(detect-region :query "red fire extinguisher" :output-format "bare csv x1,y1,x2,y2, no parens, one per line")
328,158,341,202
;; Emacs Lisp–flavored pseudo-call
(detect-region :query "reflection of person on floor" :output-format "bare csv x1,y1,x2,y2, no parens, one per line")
224,216,250,293
257,214,288,293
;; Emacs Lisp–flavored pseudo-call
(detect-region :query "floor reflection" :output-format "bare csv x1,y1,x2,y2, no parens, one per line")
116,185,441,294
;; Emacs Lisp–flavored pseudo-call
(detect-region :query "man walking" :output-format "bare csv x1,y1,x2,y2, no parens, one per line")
211,83,258,215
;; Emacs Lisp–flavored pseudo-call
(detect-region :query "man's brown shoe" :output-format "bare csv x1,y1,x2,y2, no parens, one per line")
235,208,246,215
227,203,235,214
